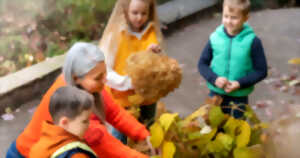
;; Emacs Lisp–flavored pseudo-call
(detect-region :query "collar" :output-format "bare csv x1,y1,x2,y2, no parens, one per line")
223,27,236,38
42,121,80,141
124,22,154,40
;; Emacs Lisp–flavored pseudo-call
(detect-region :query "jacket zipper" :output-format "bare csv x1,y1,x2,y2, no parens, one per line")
226,38,232,77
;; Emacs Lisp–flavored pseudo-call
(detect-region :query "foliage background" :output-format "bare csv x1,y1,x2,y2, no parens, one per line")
0,0,172,76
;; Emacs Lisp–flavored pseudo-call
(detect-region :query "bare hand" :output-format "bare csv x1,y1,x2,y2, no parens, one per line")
147,44,161,53
224,81,240,93
146,136,157,156
215,77,228,89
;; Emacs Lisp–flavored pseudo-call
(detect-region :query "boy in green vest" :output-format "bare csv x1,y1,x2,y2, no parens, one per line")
30,86,98,158
198,0,267,118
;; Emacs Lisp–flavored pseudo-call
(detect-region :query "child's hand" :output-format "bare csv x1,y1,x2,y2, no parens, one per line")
146,136,157,156
225,81,240,93
215,77,228,89
147,44,161,53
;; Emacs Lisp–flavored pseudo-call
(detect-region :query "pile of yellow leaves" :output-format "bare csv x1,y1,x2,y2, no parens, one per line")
148,105,267,158
126,51,182,104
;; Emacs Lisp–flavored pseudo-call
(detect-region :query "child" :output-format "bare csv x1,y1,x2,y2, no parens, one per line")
6,42,150,158
99,0,164,143
198,0,268,118
30,86,97,158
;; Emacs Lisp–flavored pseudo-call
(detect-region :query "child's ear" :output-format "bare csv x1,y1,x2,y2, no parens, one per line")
58,116,69,128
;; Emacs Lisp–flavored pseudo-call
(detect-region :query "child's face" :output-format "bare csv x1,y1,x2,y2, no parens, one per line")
222,5,248,35
66,109,92,139
127,0,149,32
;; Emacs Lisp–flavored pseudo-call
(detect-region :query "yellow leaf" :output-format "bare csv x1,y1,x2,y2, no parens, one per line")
233,147,262,158
245,105,261,124
248,145,265,158
150,122,164,148
162,141,176,158
128,94,144,105
288,58,300,65
5,107,12,114
209,106,225,128
183,104,209,123
223,117,240,136
187,128,217,141
216,133,234,151
159,113,179,132
236,120,251,148
151,156,161,158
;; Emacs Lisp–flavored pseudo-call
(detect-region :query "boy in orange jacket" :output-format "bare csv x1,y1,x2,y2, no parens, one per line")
30,86,98,158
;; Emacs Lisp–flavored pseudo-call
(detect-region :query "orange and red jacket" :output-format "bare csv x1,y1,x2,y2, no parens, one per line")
16,74,149,158
30,121,95,158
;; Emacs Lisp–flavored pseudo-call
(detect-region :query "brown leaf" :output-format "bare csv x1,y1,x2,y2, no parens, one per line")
205,96,223,106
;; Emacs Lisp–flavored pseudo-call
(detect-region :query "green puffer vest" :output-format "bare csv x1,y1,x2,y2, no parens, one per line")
207,24,256,97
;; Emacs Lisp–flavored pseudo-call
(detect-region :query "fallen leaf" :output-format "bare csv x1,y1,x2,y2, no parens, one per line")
255,101,268,109
279,86,289,92
289,79,300,87
28,107,36,113
150,122,164,148
1,113,15,121
159,113,178,132
5,107,12,114
288,58,300,65
162,141,176,158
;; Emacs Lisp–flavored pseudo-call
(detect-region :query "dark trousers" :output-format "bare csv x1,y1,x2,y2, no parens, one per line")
209,91,248,119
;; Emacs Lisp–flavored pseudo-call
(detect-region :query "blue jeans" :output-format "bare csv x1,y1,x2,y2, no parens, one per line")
111,103,157,144
111,127,128,144
6,140,24,158
209,91,248,119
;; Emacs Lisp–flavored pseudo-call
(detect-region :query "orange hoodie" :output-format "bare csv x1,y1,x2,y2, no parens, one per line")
29,121,95,158
16,74,149,158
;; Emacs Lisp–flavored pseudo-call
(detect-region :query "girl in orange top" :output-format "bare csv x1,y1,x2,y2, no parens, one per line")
6,42,150,158
99,0,165,143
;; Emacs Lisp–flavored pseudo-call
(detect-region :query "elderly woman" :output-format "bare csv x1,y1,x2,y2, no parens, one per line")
6,42,150,158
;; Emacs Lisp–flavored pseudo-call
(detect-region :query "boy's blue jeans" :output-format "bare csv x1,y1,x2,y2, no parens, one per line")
6,140,24,158
111,103,156,144
209,91,248,119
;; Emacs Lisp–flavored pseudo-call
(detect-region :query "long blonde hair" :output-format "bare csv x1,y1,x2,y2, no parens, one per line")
99,0,164,69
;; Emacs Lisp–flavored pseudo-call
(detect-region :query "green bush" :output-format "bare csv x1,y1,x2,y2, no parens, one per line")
0,0,174,76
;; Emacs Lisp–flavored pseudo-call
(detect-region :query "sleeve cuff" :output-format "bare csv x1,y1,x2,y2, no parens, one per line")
105,70,133,91
134,127,150,141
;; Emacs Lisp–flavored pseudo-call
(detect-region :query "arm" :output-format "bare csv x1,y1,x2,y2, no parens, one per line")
237,37,268,88
198,40,219,85
85,115,149,158
101,89,150,141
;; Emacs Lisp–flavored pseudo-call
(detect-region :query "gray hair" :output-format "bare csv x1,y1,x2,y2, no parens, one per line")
63,42,105,86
